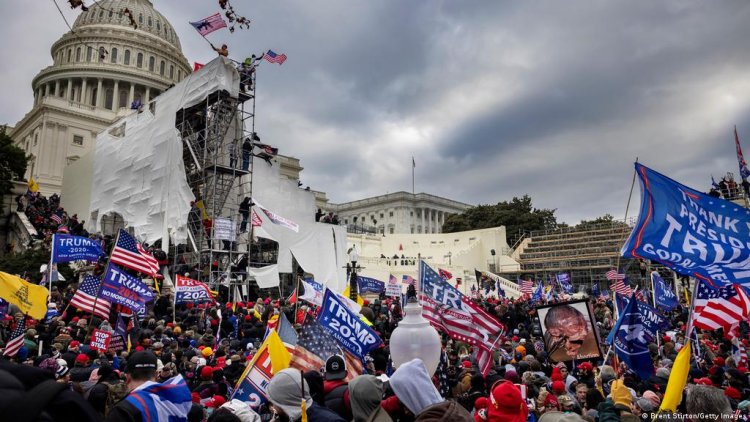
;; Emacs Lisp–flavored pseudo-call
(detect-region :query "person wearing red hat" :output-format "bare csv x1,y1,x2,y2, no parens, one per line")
473,397,488,422
488,381,528,422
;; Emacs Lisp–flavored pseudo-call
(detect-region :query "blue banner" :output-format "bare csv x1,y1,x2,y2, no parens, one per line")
557,273,573,294
532,283,543,303
317,289,383,358
622,163,750,287
652,272,679,311
357,276,385,294
591,283,600,297
610,295,669,344
52,234,105,263
612,293,655,380
174,275,214,304
102,264,155,314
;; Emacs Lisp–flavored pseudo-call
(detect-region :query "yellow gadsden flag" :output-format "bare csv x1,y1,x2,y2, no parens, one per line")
659,341,691,412
27,178,39,193
0,271,49,320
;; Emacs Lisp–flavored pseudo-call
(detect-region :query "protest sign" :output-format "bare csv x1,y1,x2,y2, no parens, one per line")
385,275,401,297
317,289,382,358
90,329,112,351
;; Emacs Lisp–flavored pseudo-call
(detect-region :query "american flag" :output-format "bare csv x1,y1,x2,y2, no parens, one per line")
70,275,112,320
605,270,626,280
3,318,25,357
189,13,227,36
111,229,159,276
421,294,498,376
402,275,415,286
518,279,533,295
50,214,62,224
289,317,362,381
251,209,262,228
263,50,287,65
693,280,750,331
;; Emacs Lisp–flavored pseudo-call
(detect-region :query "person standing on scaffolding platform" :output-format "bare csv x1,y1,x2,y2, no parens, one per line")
211,43,229,57
238,54,263,93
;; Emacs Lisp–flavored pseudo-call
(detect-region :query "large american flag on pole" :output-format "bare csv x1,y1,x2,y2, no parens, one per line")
289,317,362,381
3,318,25,357
110,229,159,276
419,261,504,375
70,275,112,319
189,13,227,36
693,280,750,331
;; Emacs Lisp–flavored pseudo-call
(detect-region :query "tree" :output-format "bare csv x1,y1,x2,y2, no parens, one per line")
575,213,629,230
442,195,559,244
0,127,27,195
0,247,74,283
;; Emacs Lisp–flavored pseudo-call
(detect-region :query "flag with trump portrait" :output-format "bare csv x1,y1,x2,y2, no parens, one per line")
621,163,750,288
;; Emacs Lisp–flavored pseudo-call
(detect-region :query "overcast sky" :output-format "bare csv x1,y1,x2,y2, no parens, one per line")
3,1,750,225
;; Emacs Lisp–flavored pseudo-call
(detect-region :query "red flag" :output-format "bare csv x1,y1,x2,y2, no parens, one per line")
287,289,297,305
438,268,453,280
193,62,204,71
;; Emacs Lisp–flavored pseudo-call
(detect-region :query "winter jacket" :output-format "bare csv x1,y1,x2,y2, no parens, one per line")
415,400,473,422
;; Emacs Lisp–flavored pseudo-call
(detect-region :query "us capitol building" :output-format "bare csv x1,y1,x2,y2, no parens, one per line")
9,0,191,195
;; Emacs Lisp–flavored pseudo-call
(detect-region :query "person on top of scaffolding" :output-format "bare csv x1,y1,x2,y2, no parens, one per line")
212,43,229,57
238,54,263,93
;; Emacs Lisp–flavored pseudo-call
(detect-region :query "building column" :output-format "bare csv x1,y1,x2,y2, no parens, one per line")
34,89,39,106
128,83,135,106
95,78,103,108
80,78,88,103
113,80,120,110
54,80,60,97
43,84,50,97
145,87,151,103
67,79,73,101
421,208,425,233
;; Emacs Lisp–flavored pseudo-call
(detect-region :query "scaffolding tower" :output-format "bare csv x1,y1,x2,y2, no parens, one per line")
172,72,257,291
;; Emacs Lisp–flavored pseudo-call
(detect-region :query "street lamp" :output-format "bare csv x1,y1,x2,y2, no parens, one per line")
445,251,452,266
389,284,442,376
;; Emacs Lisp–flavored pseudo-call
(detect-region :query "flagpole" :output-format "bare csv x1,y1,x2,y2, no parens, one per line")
86,229,121,335
650,272,662,358
47,235,55,305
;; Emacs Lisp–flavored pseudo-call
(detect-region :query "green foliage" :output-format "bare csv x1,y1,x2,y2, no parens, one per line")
0,127,28,195
0,247,73,282
442,195,559,244
575,213,628,230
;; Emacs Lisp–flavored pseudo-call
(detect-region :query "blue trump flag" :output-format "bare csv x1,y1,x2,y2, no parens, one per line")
557,273,574,294
102,264,155,314
591,283,600,297
621,163,750,287
612,293,655,380
609,295,669,344
317,288,383,358
357,276,385,294
652,272,679,311
52,234,104,263
532,283,543,303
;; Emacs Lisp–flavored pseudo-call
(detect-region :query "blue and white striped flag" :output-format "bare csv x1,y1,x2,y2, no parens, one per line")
124,374,192,422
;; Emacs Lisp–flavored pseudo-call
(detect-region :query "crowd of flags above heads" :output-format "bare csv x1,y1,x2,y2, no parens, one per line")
189,12,287,66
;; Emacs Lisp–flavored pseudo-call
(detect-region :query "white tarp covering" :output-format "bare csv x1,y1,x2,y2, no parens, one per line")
248,159,348,292
246,264,280,289
89,57,240,244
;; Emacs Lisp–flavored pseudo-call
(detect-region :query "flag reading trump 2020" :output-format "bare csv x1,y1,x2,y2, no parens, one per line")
102,265,155,314
175,275,214,304
52,234,104,263
317,289,382,358
357,276,385,294
622,163,750,287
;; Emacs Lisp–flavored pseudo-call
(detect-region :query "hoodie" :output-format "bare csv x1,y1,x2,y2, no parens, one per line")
390,359,443,416
349,375,392,422
266,368,345,422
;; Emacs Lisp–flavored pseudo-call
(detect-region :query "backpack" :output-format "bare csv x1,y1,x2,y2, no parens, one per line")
104,381,130,416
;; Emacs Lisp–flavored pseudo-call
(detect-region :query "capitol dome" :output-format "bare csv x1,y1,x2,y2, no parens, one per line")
12,0,193,195
72,0,182,50
31,0,191,118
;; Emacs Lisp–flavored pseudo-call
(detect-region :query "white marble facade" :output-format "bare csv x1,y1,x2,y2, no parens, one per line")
10,0,191,196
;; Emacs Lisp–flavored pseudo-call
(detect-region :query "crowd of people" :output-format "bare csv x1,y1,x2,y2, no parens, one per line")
1,259,749,422
16,191,89,242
